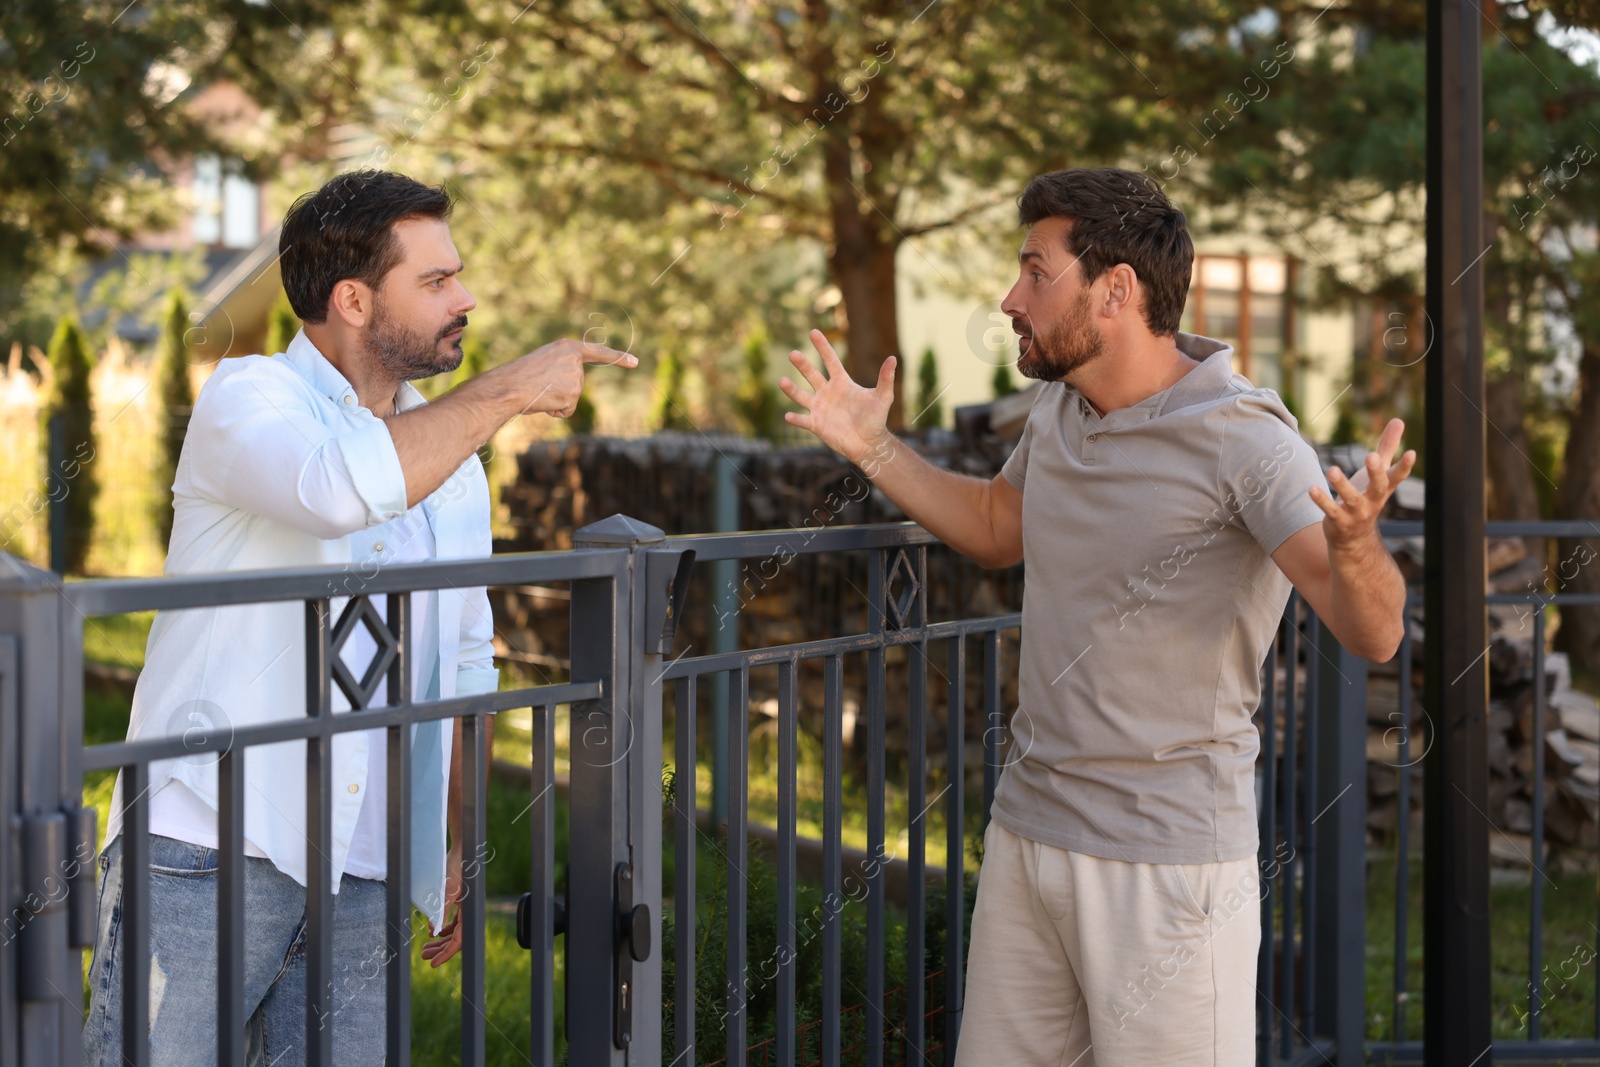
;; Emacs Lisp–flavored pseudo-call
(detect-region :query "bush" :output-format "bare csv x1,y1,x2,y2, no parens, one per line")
42,315,97,573
990,362,1015,399
735,326,781,441
913,347,943,429
153,291,193,550
263,289,299,355
652,349,692,431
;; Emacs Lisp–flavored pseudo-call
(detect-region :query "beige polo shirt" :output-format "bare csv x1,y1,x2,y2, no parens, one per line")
993,333,1327,865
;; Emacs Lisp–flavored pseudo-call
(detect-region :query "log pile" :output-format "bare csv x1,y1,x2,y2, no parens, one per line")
1364,522,1600,865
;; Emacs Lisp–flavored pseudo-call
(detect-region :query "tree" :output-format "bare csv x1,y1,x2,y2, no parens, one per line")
652,349,692,431
41,315,96,573
991,362,1016,399
0,2,238,341
735,326,781,441
1189,1,1600,679
263,289,300,355
153,290,194,550
229,1,1294,427
913,346,943,429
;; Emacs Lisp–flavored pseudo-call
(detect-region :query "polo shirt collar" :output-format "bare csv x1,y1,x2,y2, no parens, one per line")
1157,332,1235,417
280,329,428,414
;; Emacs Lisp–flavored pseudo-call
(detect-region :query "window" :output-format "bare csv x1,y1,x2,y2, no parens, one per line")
192,155,261,250
1179,253,1296,393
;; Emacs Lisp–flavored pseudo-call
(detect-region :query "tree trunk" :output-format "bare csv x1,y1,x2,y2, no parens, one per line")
1484,367,1544,556
824,141,904,429
1555,340,1600,686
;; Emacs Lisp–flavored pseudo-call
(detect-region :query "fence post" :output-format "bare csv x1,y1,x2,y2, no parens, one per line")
1312,622,1367,1066
571,515,666,1065
0,552,90,1067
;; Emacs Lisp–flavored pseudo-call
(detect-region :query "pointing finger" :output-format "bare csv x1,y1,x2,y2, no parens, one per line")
580,343,638,367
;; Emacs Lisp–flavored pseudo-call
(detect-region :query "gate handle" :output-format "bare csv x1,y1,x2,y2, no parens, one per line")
622,902,651,963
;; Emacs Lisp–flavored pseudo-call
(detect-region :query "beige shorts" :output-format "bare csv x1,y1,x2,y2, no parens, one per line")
955,821,1262,1067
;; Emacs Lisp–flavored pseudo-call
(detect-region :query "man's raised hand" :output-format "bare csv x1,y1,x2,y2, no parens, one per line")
779,329,896,465
509,338,637,419
1311,417,1417,548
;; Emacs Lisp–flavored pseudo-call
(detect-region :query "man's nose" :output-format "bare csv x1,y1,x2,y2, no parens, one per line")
1000,281,1024,319
454,282,477,315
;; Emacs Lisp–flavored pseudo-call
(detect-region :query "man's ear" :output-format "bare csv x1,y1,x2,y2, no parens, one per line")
1099,263,1140,320
328,279,375,329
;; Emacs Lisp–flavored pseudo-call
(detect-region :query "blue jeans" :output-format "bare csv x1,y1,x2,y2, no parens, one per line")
84,834,388,1067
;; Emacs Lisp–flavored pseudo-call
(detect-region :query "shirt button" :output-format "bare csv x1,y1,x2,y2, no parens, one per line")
348,783,360,794
1087,433,1100,441
373,541,385,553
343,395,354,405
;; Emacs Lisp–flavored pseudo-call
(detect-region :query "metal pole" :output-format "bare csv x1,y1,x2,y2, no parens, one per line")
709,455,740,827
1423,1,1492,1063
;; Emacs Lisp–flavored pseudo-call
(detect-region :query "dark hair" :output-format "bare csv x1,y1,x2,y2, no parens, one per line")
278,171,453,324
1017,168,1193,336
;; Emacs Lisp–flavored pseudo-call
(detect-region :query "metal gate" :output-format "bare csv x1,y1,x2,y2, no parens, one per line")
0,514,1365,1066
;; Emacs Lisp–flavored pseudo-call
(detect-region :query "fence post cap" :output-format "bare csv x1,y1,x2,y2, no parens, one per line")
0,552,60,592
573,514,667,547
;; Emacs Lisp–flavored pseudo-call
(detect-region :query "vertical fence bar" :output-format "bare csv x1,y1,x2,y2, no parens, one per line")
906,638,927,1063
1394,625,1414,1051
529,700,556,1066
944,634,966,1064
981,633,1000,828
726,667,750,1067
823,654,844,1067
1257,613,1279,1067
120,761,151,1067
1278,599,1298,1059
673,676,697,1067
1311,616,1368,1067
777,659,799,1067
866,642,887,1067
304,598,334,1067
385,591,413,1067
1532,607,1546,1042
217,747,246,1066
1302,615,1320,1031
460,710,487,1064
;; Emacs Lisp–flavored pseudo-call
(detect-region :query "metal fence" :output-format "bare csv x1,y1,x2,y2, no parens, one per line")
15,510,1551,1067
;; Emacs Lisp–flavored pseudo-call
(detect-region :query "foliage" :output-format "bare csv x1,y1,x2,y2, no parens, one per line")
0,2,236,330
263,289,299,355
735,325,782,441
913,346,943,429
153,291,193,549
41,315,97,573
652,349,692,431
990,362,1016,400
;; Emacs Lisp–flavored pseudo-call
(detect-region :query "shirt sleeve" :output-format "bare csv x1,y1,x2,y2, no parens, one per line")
1218,394,1328,556
999,396,1038,492
184,359,409,540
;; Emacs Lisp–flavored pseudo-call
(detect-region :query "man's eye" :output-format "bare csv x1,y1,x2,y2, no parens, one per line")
1031,272,1043,283
431,278,446,288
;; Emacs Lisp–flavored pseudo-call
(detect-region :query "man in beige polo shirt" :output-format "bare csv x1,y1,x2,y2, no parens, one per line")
779,167,1411,1065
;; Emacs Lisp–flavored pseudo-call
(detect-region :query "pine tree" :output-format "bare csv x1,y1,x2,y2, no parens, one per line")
651,349,691,431
264,289,299,355
991,362,1016,399
913,346,943,430
734,326,780,441
153,291,193,549
42,316,97,573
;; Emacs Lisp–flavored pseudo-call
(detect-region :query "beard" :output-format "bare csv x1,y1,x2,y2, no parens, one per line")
1015,289,1104,382
361,294,468,382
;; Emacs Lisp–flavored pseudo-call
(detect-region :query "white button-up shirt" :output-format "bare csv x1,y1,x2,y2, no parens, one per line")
106,330,498,930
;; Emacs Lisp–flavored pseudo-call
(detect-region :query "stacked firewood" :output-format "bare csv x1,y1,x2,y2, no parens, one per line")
1364,527,1600,863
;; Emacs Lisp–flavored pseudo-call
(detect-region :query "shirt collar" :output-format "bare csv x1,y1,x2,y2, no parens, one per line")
1063,331,1236,428
280,329,429,414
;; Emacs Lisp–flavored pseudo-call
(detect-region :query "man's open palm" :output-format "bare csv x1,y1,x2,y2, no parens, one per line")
779,329,896,465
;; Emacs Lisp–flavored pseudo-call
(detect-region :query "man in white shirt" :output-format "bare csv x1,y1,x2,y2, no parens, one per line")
84,170,636,1065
